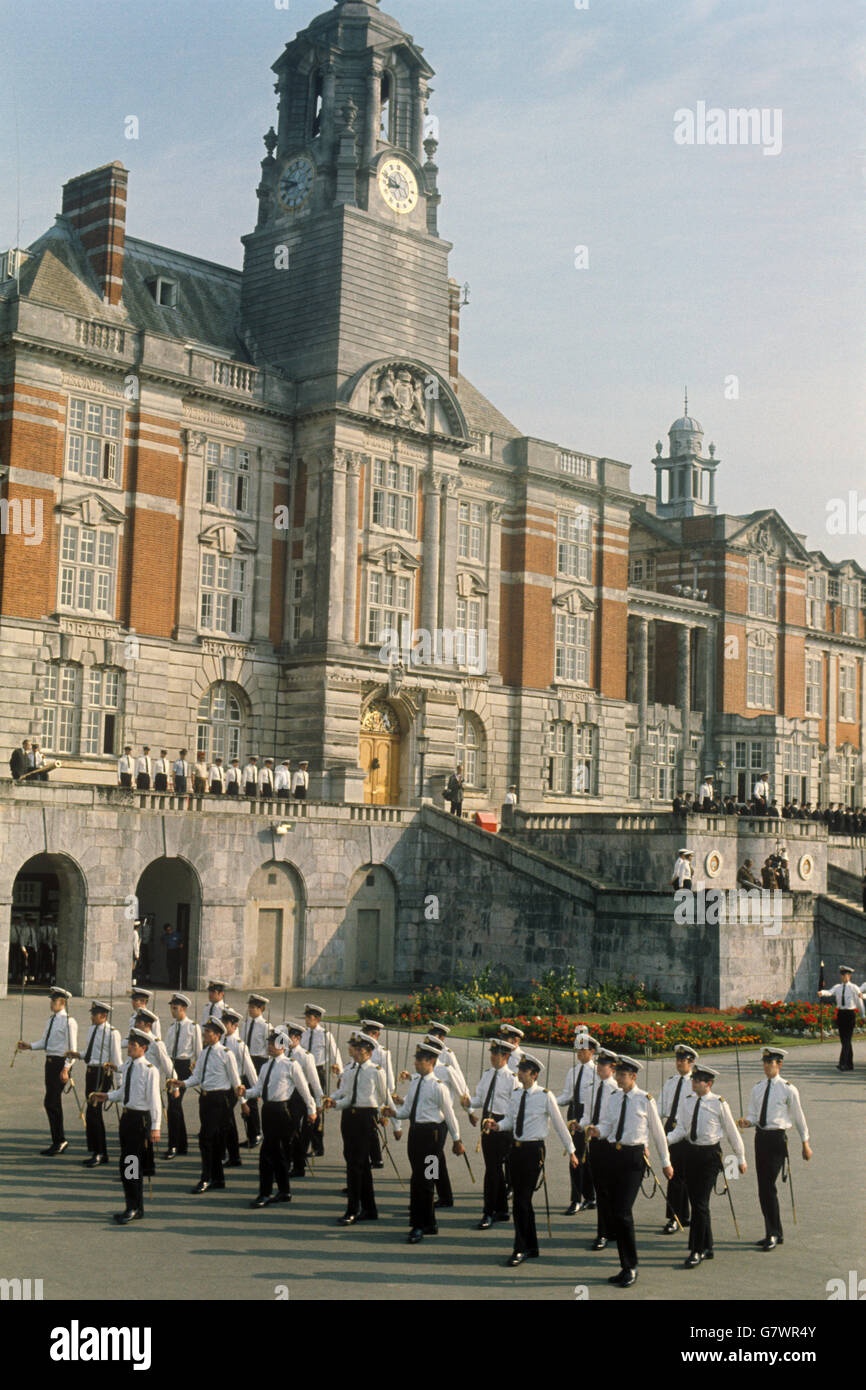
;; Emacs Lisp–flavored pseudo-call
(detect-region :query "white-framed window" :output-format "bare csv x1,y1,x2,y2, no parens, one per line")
805,655,823,716
748,554,777,618
841,750,860,806
782,739,811,804
81,667,121,756
554,612,590,683
735,741,747,769
828,577,839,600
747,636,775,709
546,719,573,793
42,663,120,756
627,728,639,798
291,567,303,643
204,442,251,514
65,397,122,483
648,730,677,801
806,572,826,629
557,511,592,581
199,550,249,637
196,682,244,763
456,710,486,788
839,662,856,722
574,723,596,795
750,742,766,772
458,501,485,562
58,524,116,616
371,459,415,534
456,595,485,669
839,581,859,637
366,569,412,646
42,663,79,755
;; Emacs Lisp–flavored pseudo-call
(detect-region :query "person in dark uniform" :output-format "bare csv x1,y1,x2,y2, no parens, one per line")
324,1032,389,1225
170,1017,243,1193
666,1063,746,1267
659,1043,698,1233
91,1027,162,1223
818,965,864,1071
17,986,78,1154
463,1038,519,1228
9,739,30,780
385,1041,465,1244
445,764,464,817
68,1000,121,1167
738,1046,812,1250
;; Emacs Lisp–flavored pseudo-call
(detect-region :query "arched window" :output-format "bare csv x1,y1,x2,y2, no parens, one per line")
546,720,572,793
197,683,245,763
456,710,486,789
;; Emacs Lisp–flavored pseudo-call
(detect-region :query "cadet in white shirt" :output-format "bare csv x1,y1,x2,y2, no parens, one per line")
275,760,292,799
135,1010,176,1090
154,749,171,792
385,1040,465,1243
17,986,78,1155
164,993,201,1158
172,749,190,795
240,994,270,1148
117,746,134,788
358,1019,396,1167
135,747,153,791
241,1029,316,1207
222,1007,258,1167
171,1017,243,1193
499,1024,525,1072
485,1051,577,1266
200,980,226,1026
291,761,309,800
659,1043,699,1233
737,1046,812,1250
258,759,276,799
242,757,259,797
672,848,693,890
582,1048,620,1252
407,1034,467,1206
301,1004,343,1157
555,1031,599,1214
225,758,242,796
283,1021,325,1176
464,1038,520,1227
128,988,161,1040
818,964,864,1071
324,1033,390,1224
92,1027,162,1223
588,1055,673,1287
425,1020,469,1096
68,999,122,1167
208,758,225,796
666,1064,746,1267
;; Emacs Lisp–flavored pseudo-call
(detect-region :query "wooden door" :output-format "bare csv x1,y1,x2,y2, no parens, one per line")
255,907,283,988
360,733,400,804
356,909,380,985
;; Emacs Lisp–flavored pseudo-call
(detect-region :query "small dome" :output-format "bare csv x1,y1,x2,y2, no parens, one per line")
669,414,703,435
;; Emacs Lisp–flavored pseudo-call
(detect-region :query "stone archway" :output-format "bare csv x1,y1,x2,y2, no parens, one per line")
342,864,396,987
135,858,202,991
244,861,305,990
360,700,402,805
10,853,87,994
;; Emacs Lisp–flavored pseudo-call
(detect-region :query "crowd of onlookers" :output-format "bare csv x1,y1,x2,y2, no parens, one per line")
673,777,866,833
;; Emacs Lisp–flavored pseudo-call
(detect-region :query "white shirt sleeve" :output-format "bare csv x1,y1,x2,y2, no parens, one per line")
439,1080,461,1143
720,1098,746,1162
647,1096,671,1168
547,1091,576,1154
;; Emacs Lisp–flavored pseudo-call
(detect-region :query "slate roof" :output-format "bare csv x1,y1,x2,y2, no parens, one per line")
455,372,522,440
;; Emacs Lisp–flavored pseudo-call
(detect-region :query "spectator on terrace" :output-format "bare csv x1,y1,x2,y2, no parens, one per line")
737,859,760,888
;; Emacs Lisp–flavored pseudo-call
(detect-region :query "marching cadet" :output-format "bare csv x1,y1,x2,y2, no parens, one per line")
240,994,270,1147
242,756,259,797
200,980,227,1025
384,1041,465,1244
301,1004,343,1157
555,1031,599,1214
484,1052,577,1266
360,1018,396,1167
117,746,134,788
208,757,225,796
737,1046,812,1250
134,1010,177,1134
582,1048,620,1251
128,987,161,1040
154,749,171,793
90,1028,162,1224
659,1043,699,1233
587,1056,673,1287
67,1000,121,1167
425,1020,470,1098
172,749,190,796
323,1032,389,1225
665,1063,746,1267
170,1016,244,1193
17,986,78,1155
225,758,242,796
463,1038,520,1228
163,993,201,1158
135,747,153,791
499,1024,526,1072
818,964,864,1071
241,1028,316,1207
401,1034,467,1207
222,1007,258,1167
283,1021,324,1176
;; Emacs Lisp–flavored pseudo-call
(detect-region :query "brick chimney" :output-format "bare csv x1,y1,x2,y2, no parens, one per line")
448,278,461,384
61,162,128,306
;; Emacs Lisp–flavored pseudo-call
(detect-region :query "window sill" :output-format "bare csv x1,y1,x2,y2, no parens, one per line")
63,474,124,492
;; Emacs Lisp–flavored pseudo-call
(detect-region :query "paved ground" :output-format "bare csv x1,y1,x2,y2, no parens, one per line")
1,988,863,1303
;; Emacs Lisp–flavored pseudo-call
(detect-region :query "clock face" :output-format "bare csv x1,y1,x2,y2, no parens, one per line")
378,158,419,214
277,157,315,211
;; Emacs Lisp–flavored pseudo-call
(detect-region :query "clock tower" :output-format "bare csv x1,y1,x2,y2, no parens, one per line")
240,0,451,410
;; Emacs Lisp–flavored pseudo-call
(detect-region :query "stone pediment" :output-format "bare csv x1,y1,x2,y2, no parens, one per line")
55,492,126,527
553,586,596,615
456,570,488,598
363,541,420,572
199,522,257,555
729,510,810,563
342,357,469,440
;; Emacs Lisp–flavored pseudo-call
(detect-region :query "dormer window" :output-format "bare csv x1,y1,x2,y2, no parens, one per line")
149,277,178,308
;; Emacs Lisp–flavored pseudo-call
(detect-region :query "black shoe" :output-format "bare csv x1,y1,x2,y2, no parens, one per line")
609,1268,637,1287
564,1202,580,1215
113,1208,143,1225
580,1200,596,1211
434,1198,454,1209
408,1228,424,1244
163,1149,178,1161
663,1219,679,1234
507,1252,526,1267
591,1236,608,1251
191,1181,211,1194
290,1169,306,1178
339,1212,360,1226
702,1250,714,1260
371,1161,384,1169
225,1160,243,1168
477,1215,494,1230
684,1252,702,1268
40,1142,68,1156
759,1236,778,1250
355,1210,378,1222
83,1154,107,1168
266,1192,292,1205
250,1195,270,1208
492,1210,510,1223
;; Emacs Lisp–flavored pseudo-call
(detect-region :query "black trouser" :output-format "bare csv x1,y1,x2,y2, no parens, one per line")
309,1065,326,1155
136,774,151,790
571,1125,595,1203
118,1110,149,1211
341,1107,378,1216
608,1144,646,1269
509,1139,544,1255
683,1142,720,1254
259,1100,294,1198
244,1057,267,1144
588,1137,614,1239
481,1119,511,1216
166,949,182,988
198,1091,232,1184
85,1065,108,1156
837,1009,856,1069
154,774,168,792
44,1056,66,1146
225,1095,241,1163
434,1121,453,1203
293,787,307,801
244,781,257,797
167,1058,191,1152
226,783,239,797
120,774,132,788
174,775,187,794
288,1090,308,1173
666,1136,691,1226
755,1128,787,1240
408,1121,440,1230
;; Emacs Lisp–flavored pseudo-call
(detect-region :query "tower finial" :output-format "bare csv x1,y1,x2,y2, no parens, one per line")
684,387,688,416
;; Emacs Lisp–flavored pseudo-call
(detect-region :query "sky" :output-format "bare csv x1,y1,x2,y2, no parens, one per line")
1,0,863,562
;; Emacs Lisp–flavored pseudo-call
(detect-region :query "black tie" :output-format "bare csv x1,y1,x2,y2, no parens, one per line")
123,1061,132,1105
262,1059,275,1101
245,1021,252,1047
573,1064,585,1119
171,1024,180,1063
690,1096,702,1141
759,1079,771,1128
409,1075,423,1124
350,1063,361,1106
615,1093,628,1142
45,1014,56,1048
516,1089,527,1138
841,983,848,1008
592,1084,604,1126
669,1077,684,1125
482,1069,498,1118
201,1045,212,1088
84,1028,96,1064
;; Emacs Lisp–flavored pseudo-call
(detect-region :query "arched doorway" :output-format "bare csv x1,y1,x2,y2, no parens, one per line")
360,700,402,804
9,854,87,993
343,864,396,987
244,861,304,989
135,858,202,991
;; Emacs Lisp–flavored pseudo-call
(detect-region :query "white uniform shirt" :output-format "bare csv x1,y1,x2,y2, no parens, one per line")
81,1021,122,1071
165,1018,201,1063
673,855,693,887
225,1033,258,1086
200,999,226,1026
667,1090,745,1160
107,1056,162,1129
258,767,275,795
394,1072,461,1140
242,763,259,786
31,1010,78,1062
242,1015,269,1057
117,754,133,779
144,1036,176,1081
753,778,770,801
497,1083,575,1153
135,755,152,780
698,780,714,803
597,1086,670,1165
333,1059,390,1110
275,766,291,793
182,1042,241,1092
555,1060,597,1117
370,1041,395,1092
291,769,309,793
819,982,865,1015
287,1044,324,1104
128,1011,161,1041
660,1071,694,1125
225,764,242,789
173,758,190,782
436,1044,467,1096
155,757,171,780
332,1060,357,1102
244,1054,315,1112
301,1026,343,1075
208,764,225,789
585,1074,618,1128
505,791,517,806
468,1064,521,1117
745,1076,809,1140
506,1046,524,1073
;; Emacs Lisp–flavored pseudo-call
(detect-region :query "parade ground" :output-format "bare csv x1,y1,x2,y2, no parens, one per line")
1,990,863,1304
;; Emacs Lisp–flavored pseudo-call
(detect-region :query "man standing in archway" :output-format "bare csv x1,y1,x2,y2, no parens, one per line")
17,986,78,1155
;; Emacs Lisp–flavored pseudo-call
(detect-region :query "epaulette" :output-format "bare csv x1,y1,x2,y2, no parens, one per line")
146,1062,154,1069
647,1092,654,1100
375,1064,382,1070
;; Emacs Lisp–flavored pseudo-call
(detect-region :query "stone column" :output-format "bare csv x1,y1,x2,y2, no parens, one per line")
328,454,347,641
486,504,503,677
421,471,442,637
342,452,361,645
412,77,428,163
364,60,383,166
636,617,649,736
439,475,461,637
677,625,691,722
322,60,338,160
826,651,838,800
250,447,275,645
176,430,206,641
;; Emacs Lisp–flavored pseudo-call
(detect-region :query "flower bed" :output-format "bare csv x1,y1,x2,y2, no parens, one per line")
483,1014,770,1054
742,999,866,1038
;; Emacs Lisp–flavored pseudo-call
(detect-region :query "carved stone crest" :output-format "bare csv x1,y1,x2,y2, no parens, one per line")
371,364,428,430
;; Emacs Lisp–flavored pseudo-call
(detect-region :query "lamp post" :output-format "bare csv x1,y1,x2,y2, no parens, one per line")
417,734,429,802
716,758,726,800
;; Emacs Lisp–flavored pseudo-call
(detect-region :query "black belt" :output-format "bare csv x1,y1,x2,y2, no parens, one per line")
201,1088,231,1096
512,1139,544,1148
483,1112,505,1123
